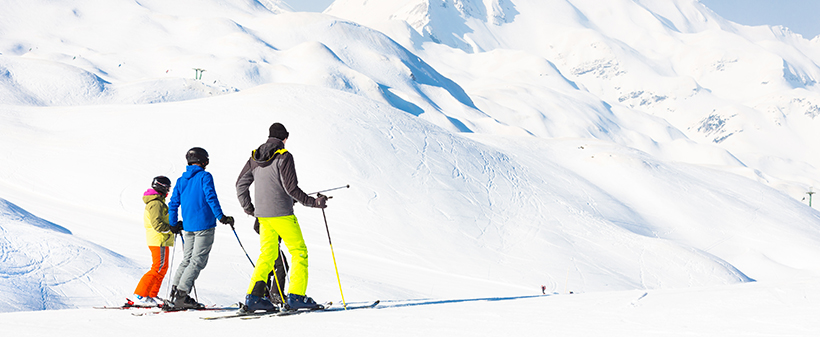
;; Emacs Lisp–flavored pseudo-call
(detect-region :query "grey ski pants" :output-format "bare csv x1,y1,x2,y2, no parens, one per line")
172,227,215,293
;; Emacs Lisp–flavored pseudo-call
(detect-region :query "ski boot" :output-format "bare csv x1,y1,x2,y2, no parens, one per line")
129,294,158,307
171,289,203,310
240,294,278,314
286,293,324,310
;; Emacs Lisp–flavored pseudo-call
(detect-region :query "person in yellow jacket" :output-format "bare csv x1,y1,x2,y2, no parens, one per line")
129,176,175,307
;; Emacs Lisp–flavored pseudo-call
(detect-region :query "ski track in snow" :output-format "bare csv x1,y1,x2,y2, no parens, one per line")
0,197,141,312
0,220,105,309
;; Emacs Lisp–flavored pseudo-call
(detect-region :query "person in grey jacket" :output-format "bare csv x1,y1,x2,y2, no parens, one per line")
235,123,327,312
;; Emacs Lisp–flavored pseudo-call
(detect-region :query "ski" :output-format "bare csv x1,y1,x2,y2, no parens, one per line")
200,309,279,320
200,301,332,321
94,305,160,310
131,304,241,316
322,300,380,312
238,308,316,320
244,300,380,319
201,300,380,321
94,299,165,310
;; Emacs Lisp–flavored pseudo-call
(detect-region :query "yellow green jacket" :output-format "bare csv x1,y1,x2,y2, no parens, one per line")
143,189,174,247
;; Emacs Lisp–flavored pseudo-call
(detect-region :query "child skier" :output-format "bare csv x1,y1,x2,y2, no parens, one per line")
130,176,174,307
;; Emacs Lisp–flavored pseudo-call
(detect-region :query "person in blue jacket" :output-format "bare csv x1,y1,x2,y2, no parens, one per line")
168,147,234,309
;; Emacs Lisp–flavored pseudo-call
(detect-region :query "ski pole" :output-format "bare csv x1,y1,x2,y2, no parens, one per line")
230,223,256,268
165,234,178,300
308,184,350,196
321,207,347,309
271,261,287,308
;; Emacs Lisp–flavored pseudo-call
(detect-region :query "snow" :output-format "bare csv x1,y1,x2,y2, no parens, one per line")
328,0,820,199
1,0,820,335
4,281,820,336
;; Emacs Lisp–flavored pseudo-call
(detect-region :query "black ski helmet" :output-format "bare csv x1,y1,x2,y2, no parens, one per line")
152,176,172,195
186,147,209,165
269,123,289,140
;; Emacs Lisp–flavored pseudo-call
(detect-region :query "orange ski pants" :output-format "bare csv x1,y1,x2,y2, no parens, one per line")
134,246,170,298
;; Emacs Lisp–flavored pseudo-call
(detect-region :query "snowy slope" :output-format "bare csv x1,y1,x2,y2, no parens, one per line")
0,1,820,335
326,0,820,201
4,280,820,337
0,0,509,134
0,198,140,312
2,82,819,310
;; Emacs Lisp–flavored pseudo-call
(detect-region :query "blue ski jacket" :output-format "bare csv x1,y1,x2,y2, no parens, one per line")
168,165,225,232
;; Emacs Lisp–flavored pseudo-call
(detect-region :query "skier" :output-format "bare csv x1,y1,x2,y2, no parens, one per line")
252,218,290,306
236,122,327,312
129,176,174,307
168,147,235,309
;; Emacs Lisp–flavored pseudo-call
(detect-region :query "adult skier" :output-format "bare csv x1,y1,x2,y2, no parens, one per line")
252,218,290,306
168,147,235,309
129,176,174,307
236,122,327,312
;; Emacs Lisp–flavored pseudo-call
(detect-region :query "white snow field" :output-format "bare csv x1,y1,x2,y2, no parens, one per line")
1,0,820,335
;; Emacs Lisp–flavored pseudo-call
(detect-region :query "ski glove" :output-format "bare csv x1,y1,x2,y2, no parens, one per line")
313,193,328,209
170,221,183,234
253,218,260,235
220,215,235,226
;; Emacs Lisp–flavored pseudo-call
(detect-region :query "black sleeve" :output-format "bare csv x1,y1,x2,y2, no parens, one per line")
236,158,257,214
279,152,316,207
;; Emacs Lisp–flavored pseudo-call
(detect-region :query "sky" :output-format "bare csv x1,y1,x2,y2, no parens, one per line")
699,0,820,39
283,0,334,13
283,0,820,40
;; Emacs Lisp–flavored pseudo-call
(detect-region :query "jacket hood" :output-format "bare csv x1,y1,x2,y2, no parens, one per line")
182,164,204,178
144,188,160,196
143,189,166,204
251,137,286,168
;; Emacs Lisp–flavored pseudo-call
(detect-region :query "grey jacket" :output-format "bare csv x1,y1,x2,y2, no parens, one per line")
236,137,319,218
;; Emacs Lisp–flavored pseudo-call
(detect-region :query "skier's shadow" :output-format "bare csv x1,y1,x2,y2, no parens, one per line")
374,294,550,309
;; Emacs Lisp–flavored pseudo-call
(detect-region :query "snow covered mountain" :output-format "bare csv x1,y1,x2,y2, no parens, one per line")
1,3,820,332
327,0,820,199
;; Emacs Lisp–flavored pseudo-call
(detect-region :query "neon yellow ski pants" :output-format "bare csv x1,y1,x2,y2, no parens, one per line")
246,215,309,296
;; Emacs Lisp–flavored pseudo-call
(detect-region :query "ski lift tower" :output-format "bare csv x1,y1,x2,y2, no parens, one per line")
808,189,815,208
193,68,206,80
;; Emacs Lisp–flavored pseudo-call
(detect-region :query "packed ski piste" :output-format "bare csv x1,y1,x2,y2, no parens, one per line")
101,123,377,319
